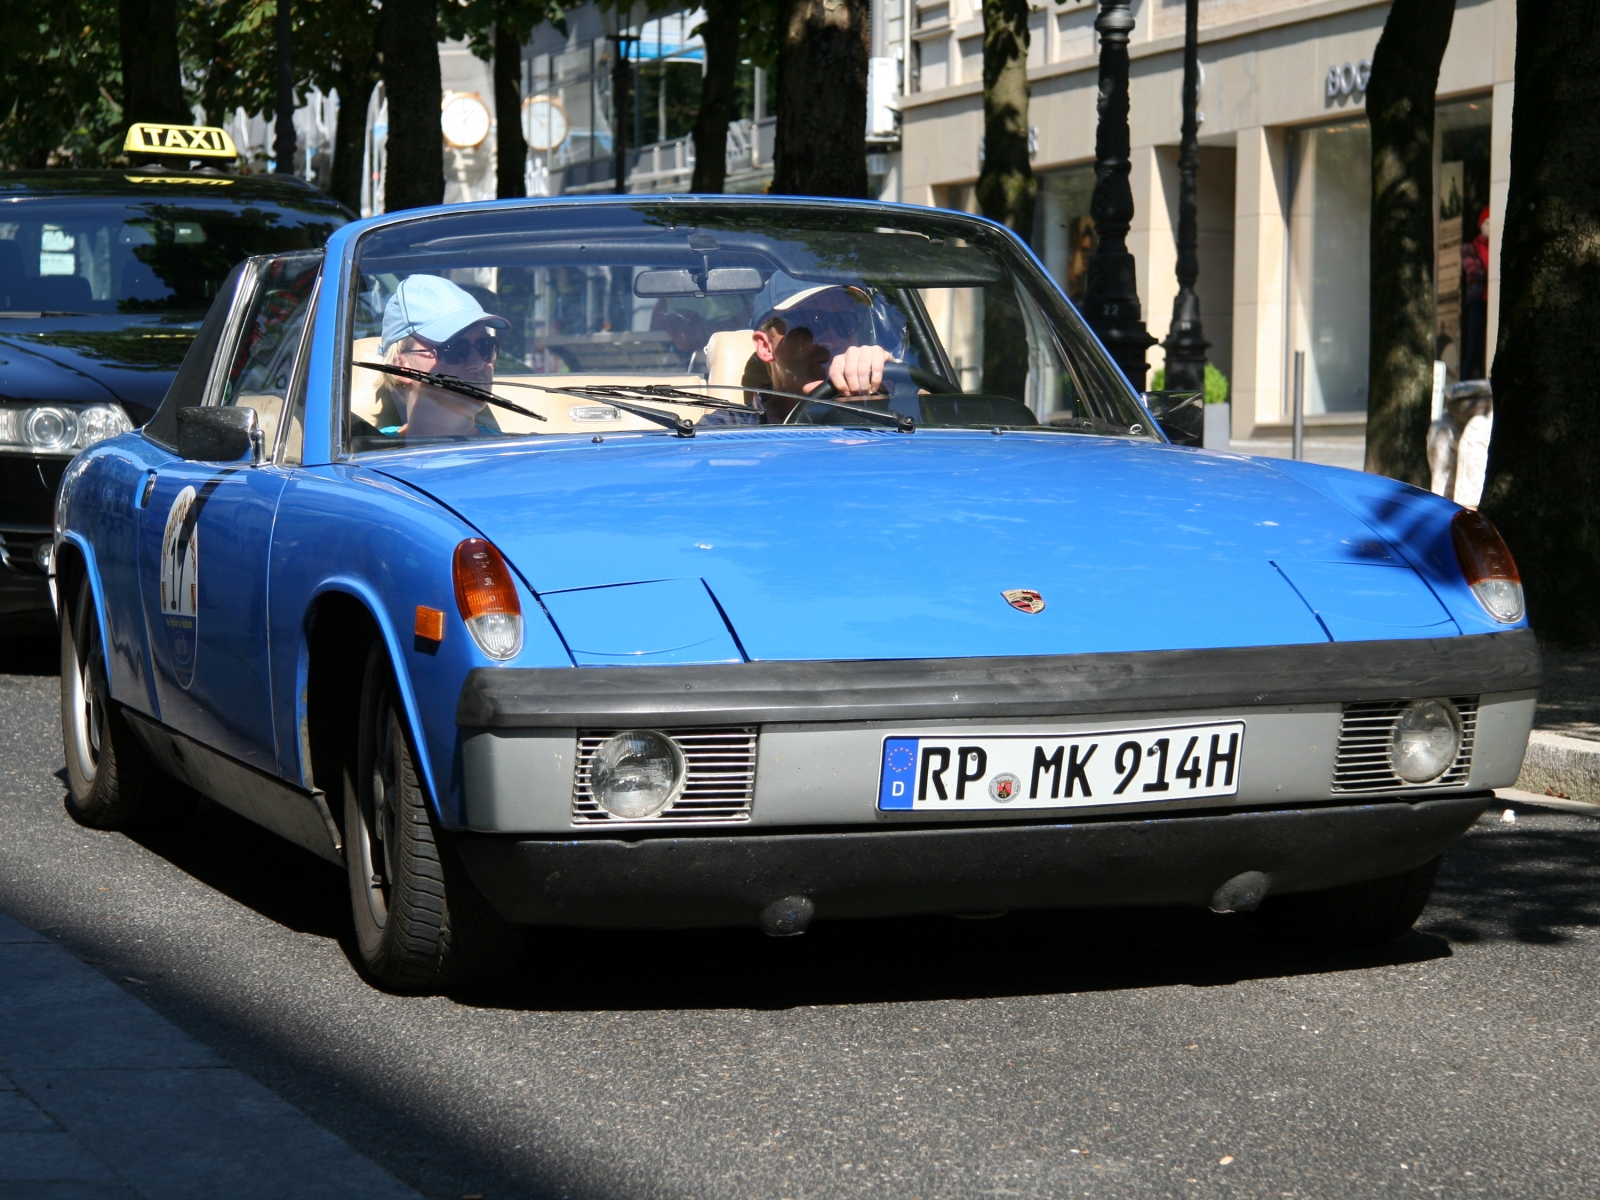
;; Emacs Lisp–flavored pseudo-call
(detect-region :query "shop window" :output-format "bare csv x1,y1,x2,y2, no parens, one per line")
1435,96,1492,383
1286,120,1371,417
1034,165,1097,305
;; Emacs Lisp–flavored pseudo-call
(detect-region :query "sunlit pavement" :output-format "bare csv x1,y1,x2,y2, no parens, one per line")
3,634,1600,1199
1229,437,1367,472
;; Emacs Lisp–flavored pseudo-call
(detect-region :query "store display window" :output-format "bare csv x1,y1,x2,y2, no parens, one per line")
1434,96,1492,383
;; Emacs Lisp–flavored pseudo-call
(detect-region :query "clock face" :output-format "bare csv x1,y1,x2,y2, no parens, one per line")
440,94,491,148
522,96,570,152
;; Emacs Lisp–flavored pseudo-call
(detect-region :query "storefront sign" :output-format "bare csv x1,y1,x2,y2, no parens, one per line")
1326,60,1372,101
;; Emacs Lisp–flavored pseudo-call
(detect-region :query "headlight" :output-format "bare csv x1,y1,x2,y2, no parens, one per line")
590,730,685,819
1389,698,1462,784
0,403,132,454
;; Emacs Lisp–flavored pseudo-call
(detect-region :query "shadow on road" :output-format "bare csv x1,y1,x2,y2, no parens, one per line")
1423,815,1600,946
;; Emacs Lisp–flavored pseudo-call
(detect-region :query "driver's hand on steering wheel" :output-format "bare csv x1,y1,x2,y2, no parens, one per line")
821,344,894,398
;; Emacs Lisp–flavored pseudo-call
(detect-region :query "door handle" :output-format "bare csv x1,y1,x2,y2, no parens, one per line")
138,471,157,508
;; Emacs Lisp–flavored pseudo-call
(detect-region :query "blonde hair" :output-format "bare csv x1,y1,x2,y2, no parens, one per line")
377,336,419,413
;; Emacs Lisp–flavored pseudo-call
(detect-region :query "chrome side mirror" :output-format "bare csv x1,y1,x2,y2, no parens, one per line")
177,405,261,463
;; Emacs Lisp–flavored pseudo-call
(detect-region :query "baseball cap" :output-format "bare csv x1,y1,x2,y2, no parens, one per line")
380,274,511,352
751,271,869,329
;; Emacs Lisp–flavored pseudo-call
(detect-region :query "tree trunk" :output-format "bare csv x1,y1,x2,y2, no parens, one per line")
328,65,375,211
1363,0,1455,483
495,22,527,199
1481,0,1600,645
772,0,869,198
379,0,444,211
975,0,1034,238
690,0,742,193
118,0,189,127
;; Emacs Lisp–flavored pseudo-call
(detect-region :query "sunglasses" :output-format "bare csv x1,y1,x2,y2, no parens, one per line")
410,335,499,365
780,308,864,342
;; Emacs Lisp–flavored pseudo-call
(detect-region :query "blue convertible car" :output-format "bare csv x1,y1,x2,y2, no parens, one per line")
53,197,1539,991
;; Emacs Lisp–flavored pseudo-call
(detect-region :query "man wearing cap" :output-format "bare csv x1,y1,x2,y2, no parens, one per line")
747,275,896,422
377,275,511,437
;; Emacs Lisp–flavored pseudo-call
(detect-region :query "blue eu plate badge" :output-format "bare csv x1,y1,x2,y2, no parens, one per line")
879,738,919,810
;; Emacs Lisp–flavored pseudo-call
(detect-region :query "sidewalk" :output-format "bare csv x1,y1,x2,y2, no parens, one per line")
0,910,419,1200
1511,646,1600,806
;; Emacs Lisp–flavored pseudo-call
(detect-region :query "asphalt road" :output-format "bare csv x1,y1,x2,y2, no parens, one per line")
3,634,1599,1200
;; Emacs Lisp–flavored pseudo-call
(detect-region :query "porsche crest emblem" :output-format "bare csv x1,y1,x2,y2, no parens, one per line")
1002,589,1045,614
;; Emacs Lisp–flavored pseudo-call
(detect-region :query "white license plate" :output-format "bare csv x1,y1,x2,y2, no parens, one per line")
877,722,1245,812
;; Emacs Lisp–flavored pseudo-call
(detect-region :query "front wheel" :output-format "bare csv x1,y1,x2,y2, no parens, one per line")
1260,857,1441,945
60,576,166,829
345,640,524,992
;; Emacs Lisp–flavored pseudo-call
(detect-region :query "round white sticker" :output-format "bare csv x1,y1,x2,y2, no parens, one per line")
159,485,199,685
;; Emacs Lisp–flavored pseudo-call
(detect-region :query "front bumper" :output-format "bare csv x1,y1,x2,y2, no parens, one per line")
454,794,1489,929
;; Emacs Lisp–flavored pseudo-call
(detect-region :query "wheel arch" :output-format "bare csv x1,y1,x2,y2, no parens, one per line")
52,535,112,690
300,579,443,823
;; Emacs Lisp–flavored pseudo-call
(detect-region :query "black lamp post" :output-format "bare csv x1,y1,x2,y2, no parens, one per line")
1162,0,1209,392
1083,0,1157,388
611,32,638,194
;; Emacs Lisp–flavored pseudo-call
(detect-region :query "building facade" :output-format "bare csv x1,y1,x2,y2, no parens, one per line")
898,0,1511,441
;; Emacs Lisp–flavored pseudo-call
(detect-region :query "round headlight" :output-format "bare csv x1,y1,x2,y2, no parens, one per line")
26,406,78,452
1389,699,1462,784
78,405,132,448
590,730,685,819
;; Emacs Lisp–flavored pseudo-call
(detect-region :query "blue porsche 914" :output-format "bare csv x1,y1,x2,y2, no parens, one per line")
52,197,1540,991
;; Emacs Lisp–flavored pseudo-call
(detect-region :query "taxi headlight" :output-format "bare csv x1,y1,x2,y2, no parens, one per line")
590,730,685,819
1389,699,1462,784
0,404,132,454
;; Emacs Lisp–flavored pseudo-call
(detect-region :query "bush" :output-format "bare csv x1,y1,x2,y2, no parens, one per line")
1149,363,1230,405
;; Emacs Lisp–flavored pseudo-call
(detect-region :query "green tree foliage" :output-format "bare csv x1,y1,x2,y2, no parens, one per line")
1363,0,1456,485
0,0,123,168
1482,0,1600,645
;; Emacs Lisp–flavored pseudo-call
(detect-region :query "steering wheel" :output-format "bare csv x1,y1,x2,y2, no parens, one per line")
808,361,960,401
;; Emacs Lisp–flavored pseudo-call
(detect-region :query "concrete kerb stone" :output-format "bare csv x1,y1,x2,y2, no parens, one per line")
1514,729,1600,807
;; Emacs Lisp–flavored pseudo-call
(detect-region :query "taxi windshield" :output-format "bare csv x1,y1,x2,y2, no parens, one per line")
0,196,345,314
344,202,1153,448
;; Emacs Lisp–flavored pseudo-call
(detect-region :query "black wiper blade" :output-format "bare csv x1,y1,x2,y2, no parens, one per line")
688,382,915,435
487,378,700,436
353,360,548,422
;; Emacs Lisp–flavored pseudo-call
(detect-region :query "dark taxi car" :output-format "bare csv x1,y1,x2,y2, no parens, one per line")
0,164,348,626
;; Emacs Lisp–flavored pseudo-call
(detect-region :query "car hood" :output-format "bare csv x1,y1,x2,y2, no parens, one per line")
372,429,1459,663
0,313,199,419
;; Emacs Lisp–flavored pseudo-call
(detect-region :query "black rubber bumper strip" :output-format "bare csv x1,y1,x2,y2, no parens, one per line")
453,794,1490,928
457,628,1540,729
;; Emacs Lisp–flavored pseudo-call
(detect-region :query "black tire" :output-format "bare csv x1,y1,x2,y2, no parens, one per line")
345,639,525,992
60,576,165,829
1261,857,1441,945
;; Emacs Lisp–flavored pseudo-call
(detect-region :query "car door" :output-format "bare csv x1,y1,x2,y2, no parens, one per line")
138,252,322,773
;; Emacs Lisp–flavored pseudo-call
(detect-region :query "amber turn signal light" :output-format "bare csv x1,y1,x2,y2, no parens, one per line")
452,538,524,659
414,605,445,642
1450,509,1524,622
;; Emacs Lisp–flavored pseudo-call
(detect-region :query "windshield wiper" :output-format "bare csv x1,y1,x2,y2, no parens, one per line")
353,360,548,422
588,381,916,434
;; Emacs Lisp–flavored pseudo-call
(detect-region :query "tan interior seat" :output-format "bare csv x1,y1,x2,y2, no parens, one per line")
705,329,758,394
349,336,400,430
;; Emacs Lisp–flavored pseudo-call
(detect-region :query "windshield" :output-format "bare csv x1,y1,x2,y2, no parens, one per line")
0,197,345,315
343,201,1153,450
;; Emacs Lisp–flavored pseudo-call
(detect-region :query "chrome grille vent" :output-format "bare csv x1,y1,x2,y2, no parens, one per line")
1332,697,1477,792
572,728,757,824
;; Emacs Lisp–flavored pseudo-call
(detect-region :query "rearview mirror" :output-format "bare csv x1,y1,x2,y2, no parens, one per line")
634,267,765,297
177,405,261,463
1141,390,1203,447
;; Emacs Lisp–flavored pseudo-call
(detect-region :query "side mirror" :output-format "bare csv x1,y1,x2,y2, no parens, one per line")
1141,390,1204,447
177,405,262,463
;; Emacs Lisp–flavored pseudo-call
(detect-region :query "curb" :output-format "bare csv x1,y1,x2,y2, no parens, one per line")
1515,729,1600,806
1495,787,1600,817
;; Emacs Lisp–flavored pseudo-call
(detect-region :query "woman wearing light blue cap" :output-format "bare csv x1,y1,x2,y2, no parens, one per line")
377,275,511,437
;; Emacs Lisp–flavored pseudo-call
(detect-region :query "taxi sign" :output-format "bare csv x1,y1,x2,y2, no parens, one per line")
123,122,239,159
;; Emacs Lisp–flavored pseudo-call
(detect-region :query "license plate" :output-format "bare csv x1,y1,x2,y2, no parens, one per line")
877,722,1245,812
